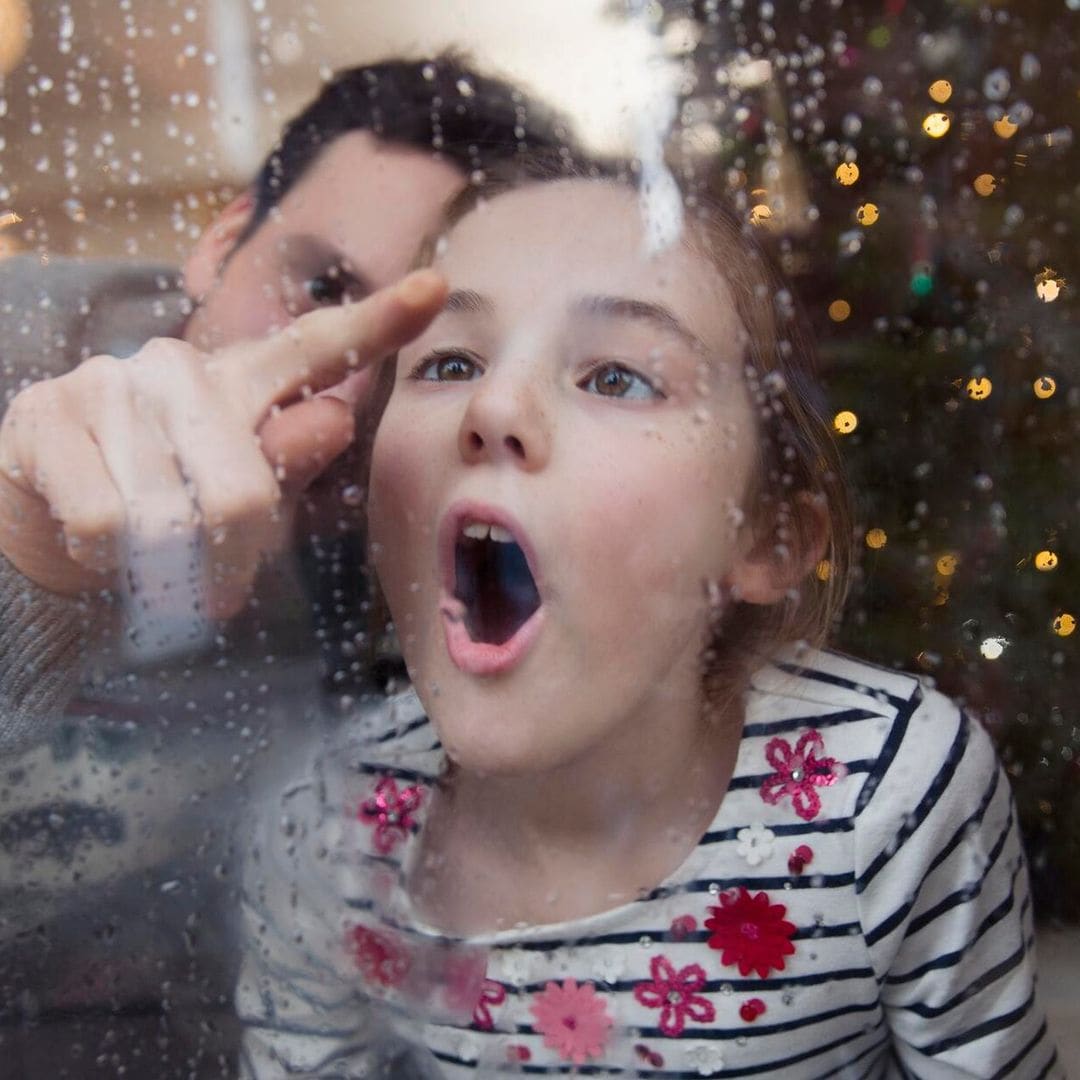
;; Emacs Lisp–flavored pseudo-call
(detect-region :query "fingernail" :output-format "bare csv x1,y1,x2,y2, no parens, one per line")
398,269,447,307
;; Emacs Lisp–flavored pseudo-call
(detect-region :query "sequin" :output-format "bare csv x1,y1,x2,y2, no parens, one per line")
760,730,847,821
633,954,716,1036
739,997,767,1022
357,775,424,855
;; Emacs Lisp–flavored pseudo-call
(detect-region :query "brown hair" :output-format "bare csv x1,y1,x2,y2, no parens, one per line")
376,156,853,704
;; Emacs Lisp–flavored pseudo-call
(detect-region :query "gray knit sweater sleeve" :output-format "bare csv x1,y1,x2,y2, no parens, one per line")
0,255,187,755
0,553,99,754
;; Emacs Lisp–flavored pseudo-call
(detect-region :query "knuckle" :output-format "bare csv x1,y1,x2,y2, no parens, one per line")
202,476,280,528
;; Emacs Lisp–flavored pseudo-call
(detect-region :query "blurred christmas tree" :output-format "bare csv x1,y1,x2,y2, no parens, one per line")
636,0,1079,920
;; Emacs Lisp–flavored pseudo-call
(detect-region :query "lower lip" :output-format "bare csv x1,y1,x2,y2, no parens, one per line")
439,594,545,677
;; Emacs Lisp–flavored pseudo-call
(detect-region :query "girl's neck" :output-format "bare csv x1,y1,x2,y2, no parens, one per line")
408,683,746,935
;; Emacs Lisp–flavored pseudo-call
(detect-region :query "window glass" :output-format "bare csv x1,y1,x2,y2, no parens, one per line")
0,2,1075,1075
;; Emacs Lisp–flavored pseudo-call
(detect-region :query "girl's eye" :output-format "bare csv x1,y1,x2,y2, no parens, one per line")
581,362,662,401
413,352,482,382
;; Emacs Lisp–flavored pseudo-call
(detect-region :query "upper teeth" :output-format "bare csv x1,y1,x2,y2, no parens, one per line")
463,522,514,543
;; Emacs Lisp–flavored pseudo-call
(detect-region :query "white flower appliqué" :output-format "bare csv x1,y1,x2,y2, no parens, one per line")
684,1040,726,1076
735,822,776,866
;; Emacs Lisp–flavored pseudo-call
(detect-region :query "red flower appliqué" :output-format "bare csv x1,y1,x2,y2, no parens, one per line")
705,887,797,978
530,979,613,1065
358,775,424,855
472,978,507,1031
634,954,716,1036
349,925,410,987
760,729,847,821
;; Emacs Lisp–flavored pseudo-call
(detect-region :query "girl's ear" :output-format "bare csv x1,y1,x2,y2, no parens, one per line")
727,491,829,605
182,190,256,301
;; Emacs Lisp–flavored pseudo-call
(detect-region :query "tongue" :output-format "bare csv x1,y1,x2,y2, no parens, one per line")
455,540,540,646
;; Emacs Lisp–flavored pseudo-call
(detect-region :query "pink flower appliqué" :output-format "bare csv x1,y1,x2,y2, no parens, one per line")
530,979,613,1065
760,729,847,821
705,887,797,978
358,775,424,855
472,979,507,1031
634,954,716,1036
349,925,410,987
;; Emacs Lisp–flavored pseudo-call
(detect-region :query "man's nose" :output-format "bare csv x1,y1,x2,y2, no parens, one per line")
457,369,552,471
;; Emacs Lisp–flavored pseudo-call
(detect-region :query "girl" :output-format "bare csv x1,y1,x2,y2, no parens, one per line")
237,167,1060,1077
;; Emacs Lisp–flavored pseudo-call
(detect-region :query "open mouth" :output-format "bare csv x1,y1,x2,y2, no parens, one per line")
454,522,542,646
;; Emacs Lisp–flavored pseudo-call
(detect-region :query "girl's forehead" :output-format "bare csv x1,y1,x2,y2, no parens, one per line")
435,180,743,347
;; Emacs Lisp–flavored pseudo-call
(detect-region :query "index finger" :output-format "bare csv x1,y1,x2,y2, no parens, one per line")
228,269,448,419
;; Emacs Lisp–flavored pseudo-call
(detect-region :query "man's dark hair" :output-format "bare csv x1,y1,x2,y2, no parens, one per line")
237,50,577,245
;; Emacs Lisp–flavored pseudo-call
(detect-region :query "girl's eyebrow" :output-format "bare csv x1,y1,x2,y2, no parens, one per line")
575,294,707,353
445,288,493,315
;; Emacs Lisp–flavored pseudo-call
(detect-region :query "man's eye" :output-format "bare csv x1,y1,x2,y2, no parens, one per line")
305,270,350,306
581,362,661,401
414,352,482,382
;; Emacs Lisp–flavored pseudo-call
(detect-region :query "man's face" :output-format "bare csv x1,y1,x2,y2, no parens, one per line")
183,131,463,350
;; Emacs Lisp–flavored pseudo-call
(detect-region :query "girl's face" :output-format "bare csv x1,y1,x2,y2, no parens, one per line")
369,180,765,776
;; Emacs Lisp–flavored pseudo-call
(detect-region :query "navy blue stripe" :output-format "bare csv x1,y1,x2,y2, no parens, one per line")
629,997,879,1041
673,1018,884,1078
774,656,917,710
918,987,1036,1056
354,761,436,783
369,713,431,744
920,766,1000,882
430,1015,885,1077
1019,1040,1059,1080
902,941,1027,1019
885,861,1022,984
989,1015,1045,1075
815,1033,890,1079
517,965,876,995
741,706,883,738
700,816,854,844
856,711,968,893
728,760,872,791
903,811,1013,939
854,683,921,815
864,805,1012,948
663,872,855,894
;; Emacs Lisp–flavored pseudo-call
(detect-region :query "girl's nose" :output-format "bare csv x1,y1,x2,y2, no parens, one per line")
457,372,551,471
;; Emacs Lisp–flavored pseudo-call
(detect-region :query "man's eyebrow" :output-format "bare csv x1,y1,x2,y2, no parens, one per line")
444,289,494,315
282,234,375,294
575,294,706,352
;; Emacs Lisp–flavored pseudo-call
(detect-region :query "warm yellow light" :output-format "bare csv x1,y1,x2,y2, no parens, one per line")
993,116,1018,139
835,162,860,186
1033,376,1057,400
973,174,997,196
936,554,958,577
928,80,953,104
815,559,831,582
1053,613,1076,637
1035,268,1065,303
865,528,887,550
922,112,951,138
832,410,858,435
966,376,992,400
828,300,851,322
1035,550,1059,572
750,204,772,226
856,203,879,226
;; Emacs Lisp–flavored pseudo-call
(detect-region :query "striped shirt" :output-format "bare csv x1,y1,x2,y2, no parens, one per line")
237,648,1061,1078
